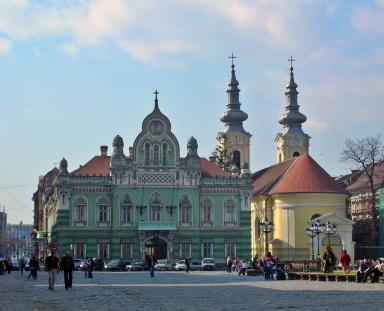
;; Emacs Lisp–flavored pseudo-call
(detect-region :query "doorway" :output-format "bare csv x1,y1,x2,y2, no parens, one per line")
145,238,167,260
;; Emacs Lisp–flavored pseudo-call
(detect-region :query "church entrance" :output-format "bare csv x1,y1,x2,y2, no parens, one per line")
145,238,167,260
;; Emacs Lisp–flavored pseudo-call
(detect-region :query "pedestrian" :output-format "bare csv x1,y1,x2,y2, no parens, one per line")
28,256,39,280
5,257,12,274
185,257,190,273
82,257,88,278
238,260,246,276
322,246,336,273
148,256,156,277
0,259,4,275
340,249,351,274
264,252,274,280
45,251,59,290
87,257,94,278
19,257,26,275
60,251,75,290
226,256,232,273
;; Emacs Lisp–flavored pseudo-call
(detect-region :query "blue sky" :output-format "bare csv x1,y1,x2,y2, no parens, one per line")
0,0,383,224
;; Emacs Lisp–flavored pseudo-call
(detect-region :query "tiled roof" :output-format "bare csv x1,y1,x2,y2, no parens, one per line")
252,158,296,196
271,154,346,194
71,156,111,176
252,154,345,196
347,161,384,193
200,158,232,178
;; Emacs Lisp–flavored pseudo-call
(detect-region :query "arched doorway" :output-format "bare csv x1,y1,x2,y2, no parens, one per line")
145,238,167,260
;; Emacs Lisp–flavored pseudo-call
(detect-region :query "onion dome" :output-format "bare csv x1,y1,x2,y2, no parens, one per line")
241,161,249,170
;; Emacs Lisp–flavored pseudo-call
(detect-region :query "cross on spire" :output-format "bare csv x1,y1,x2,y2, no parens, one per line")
154,89,159,109
228,52,237,66
288,56,295,69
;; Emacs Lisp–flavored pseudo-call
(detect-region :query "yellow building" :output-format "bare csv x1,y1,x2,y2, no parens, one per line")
251,64,354,262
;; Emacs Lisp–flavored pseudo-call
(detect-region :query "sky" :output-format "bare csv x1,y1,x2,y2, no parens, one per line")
0,0,383,224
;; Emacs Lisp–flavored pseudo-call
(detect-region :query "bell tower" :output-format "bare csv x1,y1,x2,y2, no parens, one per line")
217,53,251,173
275,57,310,163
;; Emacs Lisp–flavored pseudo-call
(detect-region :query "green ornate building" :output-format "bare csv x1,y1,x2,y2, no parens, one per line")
40,63,253,263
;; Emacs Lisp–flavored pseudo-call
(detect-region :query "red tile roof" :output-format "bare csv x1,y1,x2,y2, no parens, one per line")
252,154,346,195
271,154,346,194
71,156,111,176
200,158,232,178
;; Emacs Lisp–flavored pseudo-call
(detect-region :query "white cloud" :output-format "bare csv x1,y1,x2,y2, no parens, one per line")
60,43,79,56
0,38,11,55
352,4,384,35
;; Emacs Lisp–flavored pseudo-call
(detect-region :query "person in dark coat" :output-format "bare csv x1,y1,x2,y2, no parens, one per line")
60,251,75,289
28,256,39,280
357,259,373,283
322,246,336,273
45,251,59,290
147,256,156,277
185,257,190,273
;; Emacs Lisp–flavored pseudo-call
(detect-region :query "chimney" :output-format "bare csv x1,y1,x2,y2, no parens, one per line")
100,145,108,156
129,146,133,158
209,156,216,163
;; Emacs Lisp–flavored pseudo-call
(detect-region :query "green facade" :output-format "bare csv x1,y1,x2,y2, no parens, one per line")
48,102,252,264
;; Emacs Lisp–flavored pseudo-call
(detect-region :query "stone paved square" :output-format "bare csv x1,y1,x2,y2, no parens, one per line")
1,270,384,311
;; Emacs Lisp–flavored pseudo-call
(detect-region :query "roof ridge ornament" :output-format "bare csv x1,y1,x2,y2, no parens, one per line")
154,89,159,110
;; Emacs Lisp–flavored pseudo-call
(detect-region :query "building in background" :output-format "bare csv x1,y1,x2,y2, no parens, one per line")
0,208,7,257
6,221,33,258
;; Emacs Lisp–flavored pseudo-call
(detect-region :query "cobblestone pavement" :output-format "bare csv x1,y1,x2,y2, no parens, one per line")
1,270,384,311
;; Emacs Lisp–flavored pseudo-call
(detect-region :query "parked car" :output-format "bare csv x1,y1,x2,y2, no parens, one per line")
201,258,216,271
73,259,82,271
126,261,147,271
191,261,202,271
175,260,187,271
94,258,106,271
154,259,172,271
105,259,130,271
11,258,20,271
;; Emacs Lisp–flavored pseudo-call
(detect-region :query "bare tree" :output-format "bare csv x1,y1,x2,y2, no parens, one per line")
341,134,384,244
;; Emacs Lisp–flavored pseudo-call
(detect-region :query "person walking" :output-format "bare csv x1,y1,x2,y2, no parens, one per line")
340,249,351,274
264,252,274,280
19,257,26,275
60,251,75,290
28,256,39,280
148,256,156,278
185,257,190,273
5,257,12,274
45,251,59,290
323,246,337,273
87,257,94,278
226,256,232,273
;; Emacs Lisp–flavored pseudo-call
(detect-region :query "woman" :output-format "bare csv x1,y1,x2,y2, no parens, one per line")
340,250,351,274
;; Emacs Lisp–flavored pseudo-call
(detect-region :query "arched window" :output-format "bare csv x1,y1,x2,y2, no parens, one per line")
154,144,160,166
201,198,213,225
224,198,236,225
233,150,241,169
149,193,162,221
73,197,87,225
121,194,133,224
145,142,150,165
162,143,168,166
179,195,192,224
96,196,110,225
293,151,300,157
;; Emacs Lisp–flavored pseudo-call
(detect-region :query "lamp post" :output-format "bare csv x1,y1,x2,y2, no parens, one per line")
323,221,337,246
305,226,316,260
259,218,274,253
312,220,325,259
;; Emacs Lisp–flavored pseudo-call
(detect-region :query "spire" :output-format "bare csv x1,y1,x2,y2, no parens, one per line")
278,57,307,132
220,53,248,133
154,89,159,110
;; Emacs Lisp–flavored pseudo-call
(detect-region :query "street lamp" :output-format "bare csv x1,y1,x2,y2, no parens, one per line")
259,218,274,253
312,220,325,259
323,221,337,246
305,226,316,260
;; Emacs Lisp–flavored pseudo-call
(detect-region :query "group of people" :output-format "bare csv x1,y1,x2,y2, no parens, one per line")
356,258,384,283
0,257,13,274
0,256,40,278
81,256,95,279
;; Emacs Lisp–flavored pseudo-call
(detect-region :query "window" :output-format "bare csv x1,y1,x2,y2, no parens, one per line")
121,195,133,224
162,143,168,166
233,150,241,169
293,151,300,157
201,198,213,225
150,193,162,221
75,242,86,258
97,197,110,225
180,242,191,259
179,195,192,224
225,241,236,258
202,241,213,258
224,198,236,225
145,142,150,165
154,145,160,166
73,197,87,225
97,242,109,259
121,242,132,259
